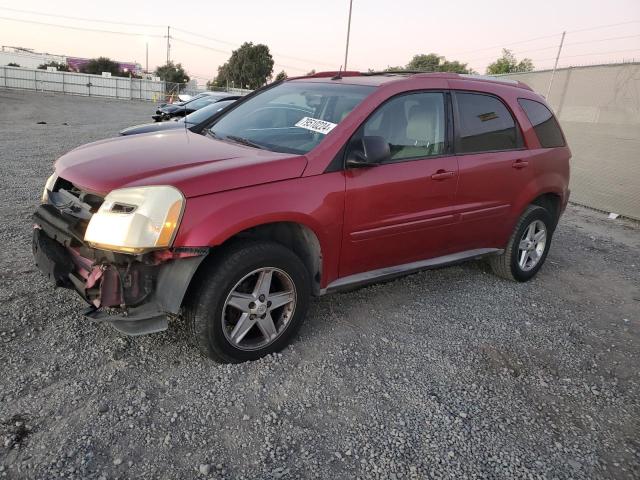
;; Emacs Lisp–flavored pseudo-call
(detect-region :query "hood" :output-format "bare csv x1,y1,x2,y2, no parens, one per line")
120,120,185,136
56,130,307,198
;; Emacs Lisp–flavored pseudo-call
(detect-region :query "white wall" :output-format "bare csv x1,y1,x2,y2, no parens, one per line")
502,63,640,220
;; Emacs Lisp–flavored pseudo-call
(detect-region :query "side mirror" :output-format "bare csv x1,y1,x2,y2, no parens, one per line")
346,136,390,168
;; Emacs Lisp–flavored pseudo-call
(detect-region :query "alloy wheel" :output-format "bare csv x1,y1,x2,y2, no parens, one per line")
517,219,547,271
221,267,297,351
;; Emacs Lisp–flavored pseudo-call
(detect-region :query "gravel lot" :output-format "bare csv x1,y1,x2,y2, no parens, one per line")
0,89,639,480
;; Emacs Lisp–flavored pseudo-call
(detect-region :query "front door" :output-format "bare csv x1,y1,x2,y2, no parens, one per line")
340,91,459,278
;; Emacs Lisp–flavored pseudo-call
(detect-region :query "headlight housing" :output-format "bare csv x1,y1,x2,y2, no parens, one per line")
84,186,185,254
41,172,58,204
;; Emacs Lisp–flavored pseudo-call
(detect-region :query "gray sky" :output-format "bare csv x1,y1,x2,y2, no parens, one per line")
1,0,639,82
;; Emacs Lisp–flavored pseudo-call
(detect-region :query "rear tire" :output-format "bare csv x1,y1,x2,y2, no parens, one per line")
184,240,310,363
489,205,554,282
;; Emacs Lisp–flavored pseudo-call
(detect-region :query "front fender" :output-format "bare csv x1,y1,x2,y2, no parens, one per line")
173,173,346,287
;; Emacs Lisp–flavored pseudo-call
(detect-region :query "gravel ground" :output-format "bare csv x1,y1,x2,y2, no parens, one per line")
0,89,639,480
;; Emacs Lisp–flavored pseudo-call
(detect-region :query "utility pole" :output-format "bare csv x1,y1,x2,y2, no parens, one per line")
145,41,149,73
166,26,171,65
343,0,353,71
546,31,566,103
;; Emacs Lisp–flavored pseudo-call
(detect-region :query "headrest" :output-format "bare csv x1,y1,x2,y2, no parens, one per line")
406,104,430,142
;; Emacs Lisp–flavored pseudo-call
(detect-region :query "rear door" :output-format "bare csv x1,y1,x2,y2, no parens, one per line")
340,91,460,278
449,91,532,250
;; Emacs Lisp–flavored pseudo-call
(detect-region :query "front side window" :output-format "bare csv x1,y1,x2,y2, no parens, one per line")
455,92,521,153
518,98,565,148
361,92,446,161
210,82,375,154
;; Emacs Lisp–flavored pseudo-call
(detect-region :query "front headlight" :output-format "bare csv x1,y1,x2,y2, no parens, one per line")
41,172,58,204
84,186,185,254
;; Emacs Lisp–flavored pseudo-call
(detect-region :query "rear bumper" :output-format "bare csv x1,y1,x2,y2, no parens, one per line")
32,205,207,336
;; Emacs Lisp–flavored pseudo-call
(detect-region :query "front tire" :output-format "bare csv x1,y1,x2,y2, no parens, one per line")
489,205,554,282
184,241,311,363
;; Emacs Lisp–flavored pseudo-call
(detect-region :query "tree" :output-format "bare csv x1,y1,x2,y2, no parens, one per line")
213,42,274,89
274,70,288,81
154,61,190,84
38,61,69,72
305,69,316,76
406,53,472,73
7,62,20,67
486,49,534,74
80,57,128,77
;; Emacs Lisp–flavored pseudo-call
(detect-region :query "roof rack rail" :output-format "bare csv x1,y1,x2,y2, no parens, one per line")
306,70,362,78
361,70,441,76
458,74,519,85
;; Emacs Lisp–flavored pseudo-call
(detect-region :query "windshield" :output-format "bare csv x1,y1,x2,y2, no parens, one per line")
210,82,375,154
182,100,235,124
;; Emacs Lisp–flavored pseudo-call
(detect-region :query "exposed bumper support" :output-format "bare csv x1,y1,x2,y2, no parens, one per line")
33,208,207,337
80,254,206,336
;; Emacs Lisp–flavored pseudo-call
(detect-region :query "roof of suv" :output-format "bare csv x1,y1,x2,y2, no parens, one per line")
289,71,533,91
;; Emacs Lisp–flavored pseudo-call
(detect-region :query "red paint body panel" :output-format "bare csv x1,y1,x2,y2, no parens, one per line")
174,173,346,287
56,130,307,198
52,73,571,291
340,157,459,277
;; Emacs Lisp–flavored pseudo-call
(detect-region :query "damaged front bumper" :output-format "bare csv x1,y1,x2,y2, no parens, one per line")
32,204,207,336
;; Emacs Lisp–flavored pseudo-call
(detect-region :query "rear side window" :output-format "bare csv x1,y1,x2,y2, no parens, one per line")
518,98,566,148
455,92,521,153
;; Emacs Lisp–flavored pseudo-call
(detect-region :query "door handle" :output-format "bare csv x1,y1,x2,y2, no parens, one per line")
431,170,456,180
512,159,529,169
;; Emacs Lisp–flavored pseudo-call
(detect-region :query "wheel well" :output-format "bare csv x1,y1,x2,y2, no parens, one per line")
220,222,323,296
531,193,561,228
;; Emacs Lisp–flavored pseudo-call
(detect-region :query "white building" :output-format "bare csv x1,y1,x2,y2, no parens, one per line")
0,46,66,69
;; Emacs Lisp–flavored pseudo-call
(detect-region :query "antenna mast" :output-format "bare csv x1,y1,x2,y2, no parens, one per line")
343,0,353,71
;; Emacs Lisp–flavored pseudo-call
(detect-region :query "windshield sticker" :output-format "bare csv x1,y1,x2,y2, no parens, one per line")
294,117,337,135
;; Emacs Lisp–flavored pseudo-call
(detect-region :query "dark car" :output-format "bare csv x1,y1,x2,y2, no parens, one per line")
34,72,570,363
152,93,240,121
121,100,236,136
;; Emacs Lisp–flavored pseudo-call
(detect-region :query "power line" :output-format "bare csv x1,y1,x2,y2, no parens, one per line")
171,37,230,55
452,33,561,56
538,47,640,61
0,15,164,37
0,6,163,28
0,13,322,73
170,27,238,47
467,33,640,63
171,37,309,73
452,19,640,57
172,26,335,67
566,33,640,46
567,20,640,34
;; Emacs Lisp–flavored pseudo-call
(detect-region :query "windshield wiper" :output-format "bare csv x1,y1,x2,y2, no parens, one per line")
225,135,266,150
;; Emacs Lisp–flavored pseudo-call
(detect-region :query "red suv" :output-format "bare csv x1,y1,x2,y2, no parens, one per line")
33,72,570,362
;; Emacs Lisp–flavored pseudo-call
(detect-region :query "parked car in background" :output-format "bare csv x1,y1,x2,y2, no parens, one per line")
152,92,240,121
121,100,236,136
33,71,570,363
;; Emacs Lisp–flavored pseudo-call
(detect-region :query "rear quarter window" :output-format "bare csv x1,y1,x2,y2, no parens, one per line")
518,98,566,148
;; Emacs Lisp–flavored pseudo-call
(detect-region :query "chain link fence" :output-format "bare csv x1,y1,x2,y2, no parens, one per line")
502,62,640,220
